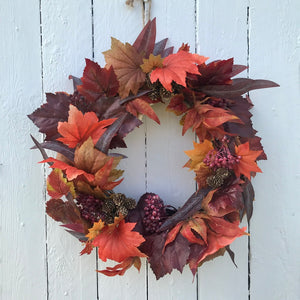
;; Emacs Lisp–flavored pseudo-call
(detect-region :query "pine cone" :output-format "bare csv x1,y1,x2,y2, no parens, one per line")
123,197,136,209
102,198,116,214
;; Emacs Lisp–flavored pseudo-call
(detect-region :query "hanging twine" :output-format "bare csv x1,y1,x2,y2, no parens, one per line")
126,0,152,25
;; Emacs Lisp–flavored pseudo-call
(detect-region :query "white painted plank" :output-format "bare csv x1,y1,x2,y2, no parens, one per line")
93,1,147,299
40,1,98,299
146,1,198,298
249,1,300,299
0,1,47,300
197,1,249,299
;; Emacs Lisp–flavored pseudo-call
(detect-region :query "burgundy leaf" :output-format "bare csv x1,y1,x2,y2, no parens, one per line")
30,135,50,164
225,245,237,268
68,75,82,91
33,140,75,161
28,92,71,140
140,232,190,279
240,179,255,223
133,18,156,58
199,78,279,98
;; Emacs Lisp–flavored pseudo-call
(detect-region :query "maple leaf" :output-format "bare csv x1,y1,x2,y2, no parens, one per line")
97,257,141,277
150,51,208,91
77,59,119,102
182,103,241,141
46,198,83,226
194,165,213,189
28,92,71,140
57,105,116,148
140,231,190,279
126,96,160,123
103,37,146,98
91,216,146,262
80,241,94,255
184,140,214,171
86,219,106,240
47,168,76,199
187,58,247,88
166,94,189,116
234,142,262,179
140,54,163,73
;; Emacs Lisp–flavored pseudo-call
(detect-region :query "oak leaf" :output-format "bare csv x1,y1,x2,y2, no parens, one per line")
57,105,116,148
77,59,119,101
234,142,262,179
150,51,208,91
103,38,146,98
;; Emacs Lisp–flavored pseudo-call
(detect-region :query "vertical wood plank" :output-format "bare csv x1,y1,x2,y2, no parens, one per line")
197,1,249,299
249,1,300,299
0,1,47,299
41,1,97,299
146,1,198,299
93,1,147,299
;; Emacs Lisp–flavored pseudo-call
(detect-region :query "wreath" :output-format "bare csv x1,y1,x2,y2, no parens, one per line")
28,19,278,279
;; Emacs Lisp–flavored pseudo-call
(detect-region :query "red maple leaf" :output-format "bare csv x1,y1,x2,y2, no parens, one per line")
234,142,262,179
150,51,208,91
91,217,147,262
57,105,116,148
77,59,119,102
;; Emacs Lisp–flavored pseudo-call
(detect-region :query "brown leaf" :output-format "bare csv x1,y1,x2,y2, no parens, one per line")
103,38,146,98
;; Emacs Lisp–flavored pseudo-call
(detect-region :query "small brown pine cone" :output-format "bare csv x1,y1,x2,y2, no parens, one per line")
206,174,224,189
110,193,126,206
102,198,116,214
123,197,136,209
117,206,129,217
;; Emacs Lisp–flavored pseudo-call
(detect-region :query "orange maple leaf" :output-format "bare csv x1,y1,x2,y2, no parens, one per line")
184,140,214,171
97,256,142,276
233,142,262,179
57,105,116,148
150,51,208,91
91,216,147,263
103,37,146,98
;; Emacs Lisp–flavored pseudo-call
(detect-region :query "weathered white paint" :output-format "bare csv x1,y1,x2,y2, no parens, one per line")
1,0,299,299
40,1,97,299
0,0,47,299
249,1,300,299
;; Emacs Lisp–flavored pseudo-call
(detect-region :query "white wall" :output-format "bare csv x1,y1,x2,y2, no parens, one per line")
0,0,299,299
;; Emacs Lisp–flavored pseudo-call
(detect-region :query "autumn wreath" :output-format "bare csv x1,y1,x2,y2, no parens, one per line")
29,19,278,279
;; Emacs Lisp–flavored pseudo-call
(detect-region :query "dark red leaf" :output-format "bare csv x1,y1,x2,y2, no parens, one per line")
199,78,279,98
133,18,156,58
77,59,119,102
240,179,255,223
28,92,71,140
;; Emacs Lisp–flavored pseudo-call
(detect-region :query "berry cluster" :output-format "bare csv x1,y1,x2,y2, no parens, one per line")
76,194,103,223
142,193,166,234
204,143,241,170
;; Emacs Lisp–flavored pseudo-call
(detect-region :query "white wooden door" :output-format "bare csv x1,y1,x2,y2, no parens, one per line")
1,0,299,299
